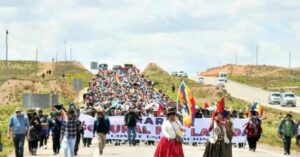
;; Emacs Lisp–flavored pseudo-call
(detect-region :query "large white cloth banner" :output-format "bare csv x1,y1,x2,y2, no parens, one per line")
79,114,95,138
107,117,248,143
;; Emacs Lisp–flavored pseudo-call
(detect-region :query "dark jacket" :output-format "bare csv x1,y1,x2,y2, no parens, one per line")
93,117,110,134
124,112,139,127
29,124,42,141
49,119,62,137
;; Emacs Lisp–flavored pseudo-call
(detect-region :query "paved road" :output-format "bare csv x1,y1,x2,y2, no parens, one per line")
8,139,300,157
192,76,300,114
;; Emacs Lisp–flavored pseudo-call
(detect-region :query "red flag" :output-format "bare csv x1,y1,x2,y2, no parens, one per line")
216,98,224,113
157,104,164,116
203,102,209,109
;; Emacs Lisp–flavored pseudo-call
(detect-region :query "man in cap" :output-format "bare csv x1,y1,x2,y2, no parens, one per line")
8,107,30,157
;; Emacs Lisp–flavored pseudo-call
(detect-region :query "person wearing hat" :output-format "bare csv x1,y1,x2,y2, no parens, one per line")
154,107,184,157
278,114,296,155
203,99,230,157
8,107,30,157
245,116,262,152
93,111,110,155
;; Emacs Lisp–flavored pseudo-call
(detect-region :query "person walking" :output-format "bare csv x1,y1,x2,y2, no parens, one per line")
296,120,300,147
203,111,230,157
38,109,49,149
74,110,83,157
124,106,139,146
245,116,262,152
60,110,78,157
27,117,42,156
278,114,296,155
49,112,62,155
8,107,30,157
154,107,184,157
93,111,110,155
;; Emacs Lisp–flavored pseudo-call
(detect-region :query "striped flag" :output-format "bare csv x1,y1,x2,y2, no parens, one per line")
115,74,121,84
177,81,196,128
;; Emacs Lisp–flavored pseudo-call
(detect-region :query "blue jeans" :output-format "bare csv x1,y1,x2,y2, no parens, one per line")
13,134,25,157
127,127,137,145
63,137,76,157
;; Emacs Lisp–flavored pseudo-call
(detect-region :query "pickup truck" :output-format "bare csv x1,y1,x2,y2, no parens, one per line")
280,92,297,107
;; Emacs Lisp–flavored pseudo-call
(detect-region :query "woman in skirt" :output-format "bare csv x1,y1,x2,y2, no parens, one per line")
154,107,184,157
245,116,262,152
203,112,230,157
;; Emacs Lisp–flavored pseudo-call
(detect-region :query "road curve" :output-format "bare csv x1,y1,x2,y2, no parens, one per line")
191,76,300,114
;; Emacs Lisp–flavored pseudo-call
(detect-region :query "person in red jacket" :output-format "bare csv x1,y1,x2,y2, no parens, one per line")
245,116,262,152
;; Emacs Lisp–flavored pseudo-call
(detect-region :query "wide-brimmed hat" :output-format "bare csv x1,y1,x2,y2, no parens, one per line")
167,107,177,116
15,107,22,112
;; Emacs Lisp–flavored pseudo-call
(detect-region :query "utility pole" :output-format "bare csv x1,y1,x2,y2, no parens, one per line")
64,40,67,62
235,51,238,65
70,48,72,61
5,29,9,80
55,51,58,62
36,48,38,76
256,44,258,66
289,51,291,75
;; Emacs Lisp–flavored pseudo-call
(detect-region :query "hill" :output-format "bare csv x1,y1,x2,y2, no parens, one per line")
143,63,300,153
0,61,93,105
0,61,93,156
201,64,300,95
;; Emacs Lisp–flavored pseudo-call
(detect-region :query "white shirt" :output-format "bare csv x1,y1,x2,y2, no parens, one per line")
298,125,300,135
162,120,183,139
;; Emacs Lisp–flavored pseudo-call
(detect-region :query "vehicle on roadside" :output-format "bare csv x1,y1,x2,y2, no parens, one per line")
216,77,226,88
218,72,228,83
198,76,204,84
268,92,282,104
177,71,188,78
99,63,108,70
112,65,122,71
280,92,297,107
172,72,178,76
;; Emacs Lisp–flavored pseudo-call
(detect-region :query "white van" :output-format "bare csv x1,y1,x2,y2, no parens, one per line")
218,72,228,83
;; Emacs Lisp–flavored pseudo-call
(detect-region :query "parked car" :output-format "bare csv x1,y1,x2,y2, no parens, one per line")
268,92,281,104
216,78,226,88
280,92,297,107
171,72,178,76
218,72,228,83
99,63,108,70
198,76,204,84
177,71,188,78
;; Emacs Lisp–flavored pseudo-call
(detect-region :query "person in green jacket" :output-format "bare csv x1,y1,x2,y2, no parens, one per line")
278,114,296,155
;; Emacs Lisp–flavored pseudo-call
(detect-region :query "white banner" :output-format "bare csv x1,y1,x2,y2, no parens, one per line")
79,114,95,138
106,116,248,143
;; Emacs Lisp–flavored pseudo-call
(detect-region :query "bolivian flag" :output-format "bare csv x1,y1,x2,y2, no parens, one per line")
178,81,196,128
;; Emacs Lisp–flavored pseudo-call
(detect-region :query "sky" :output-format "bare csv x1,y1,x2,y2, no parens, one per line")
0,0,300,76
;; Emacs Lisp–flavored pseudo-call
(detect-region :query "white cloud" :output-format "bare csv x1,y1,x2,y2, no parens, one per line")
0,0,299,76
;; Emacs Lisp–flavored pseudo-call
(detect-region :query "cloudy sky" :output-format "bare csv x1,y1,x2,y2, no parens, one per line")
0,0,300,75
